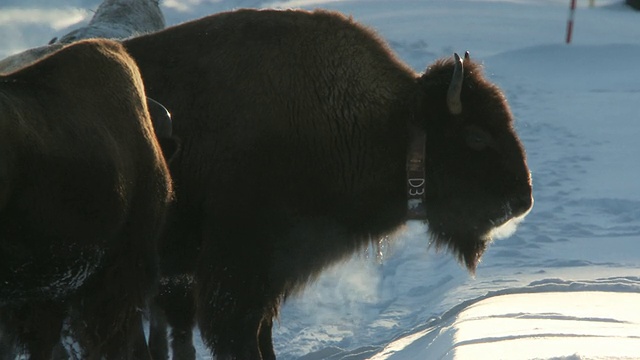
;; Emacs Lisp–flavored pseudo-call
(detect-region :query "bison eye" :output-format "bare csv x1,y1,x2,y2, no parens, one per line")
465,126,493,151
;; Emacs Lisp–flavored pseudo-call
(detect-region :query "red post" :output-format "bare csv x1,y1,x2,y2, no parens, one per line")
566,0,577,44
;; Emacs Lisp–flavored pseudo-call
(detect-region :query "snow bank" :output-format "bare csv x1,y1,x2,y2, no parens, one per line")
369,277,640,359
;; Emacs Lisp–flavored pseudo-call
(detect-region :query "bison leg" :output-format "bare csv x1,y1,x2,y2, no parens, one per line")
163,276,196,360
148,301,169,360
0,301,66,360
170,325,196,360
69,240,157,358
70,292,152,360
194,243,274,360
51,341,70,360
148,301,197,360
196,300,264,360
258,318,276,360
0,323,18,360
149,275,197,360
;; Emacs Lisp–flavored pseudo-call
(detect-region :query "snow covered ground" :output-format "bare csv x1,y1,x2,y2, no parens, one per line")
2,0,639,359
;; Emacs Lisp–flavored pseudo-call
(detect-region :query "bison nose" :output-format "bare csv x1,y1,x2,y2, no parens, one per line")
511,192,533,217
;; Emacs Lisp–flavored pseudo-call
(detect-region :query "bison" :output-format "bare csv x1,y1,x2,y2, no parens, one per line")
0,39,173,359
123,8,533,359
54,0,165,45
0,0,165,74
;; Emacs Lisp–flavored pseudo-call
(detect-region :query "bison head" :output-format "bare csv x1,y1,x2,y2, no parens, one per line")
417,52,533,271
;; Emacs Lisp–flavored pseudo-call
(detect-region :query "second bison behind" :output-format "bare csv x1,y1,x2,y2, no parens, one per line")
123,8,534,360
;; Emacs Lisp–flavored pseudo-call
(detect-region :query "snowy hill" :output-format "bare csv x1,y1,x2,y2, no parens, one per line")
1,0,639,359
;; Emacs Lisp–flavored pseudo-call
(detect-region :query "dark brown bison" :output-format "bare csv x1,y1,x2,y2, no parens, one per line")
123,8,533,359
0,39,173,359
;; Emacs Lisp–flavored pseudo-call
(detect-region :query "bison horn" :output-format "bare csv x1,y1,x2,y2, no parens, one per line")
447,53,464,115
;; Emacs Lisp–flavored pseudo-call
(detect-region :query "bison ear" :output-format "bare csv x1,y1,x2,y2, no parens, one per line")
447,53,464,115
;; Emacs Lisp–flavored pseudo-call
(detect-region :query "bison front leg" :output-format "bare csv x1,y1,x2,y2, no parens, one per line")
151,275,197,360
0,326,17,360
69,233,158,359
149,300,197,360
258,317,276,360
70,287,152,360
170,324,196,360
0,301,66,360
195,244,277,360
148,300,169,360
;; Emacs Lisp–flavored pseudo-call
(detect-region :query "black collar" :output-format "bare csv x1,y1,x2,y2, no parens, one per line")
406,124,427,220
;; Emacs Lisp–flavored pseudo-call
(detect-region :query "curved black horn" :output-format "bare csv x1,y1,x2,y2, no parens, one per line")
447,53,464,115
147,97,172,138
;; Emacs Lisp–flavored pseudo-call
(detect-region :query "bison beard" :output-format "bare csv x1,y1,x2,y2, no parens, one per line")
124,8,533,359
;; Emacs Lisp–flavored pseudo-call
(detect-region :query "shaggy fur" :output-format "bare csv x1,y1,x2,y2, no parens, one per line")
124,9,533,359
0,39,173,359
